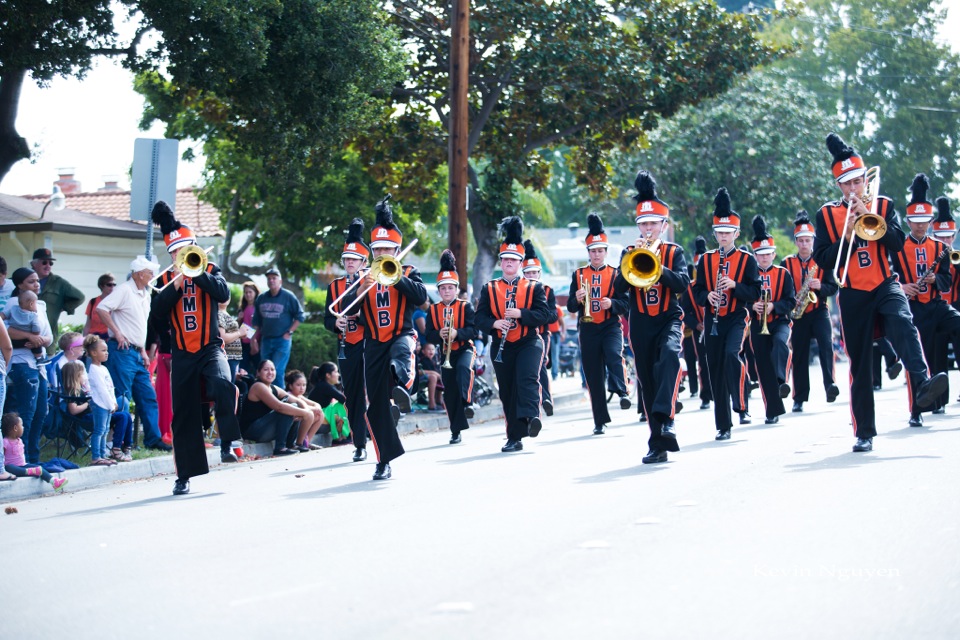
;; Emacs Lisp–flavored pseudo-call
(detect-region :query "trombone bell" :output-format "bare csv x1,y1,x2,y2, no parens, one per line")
175,245,208,278
369,255,402,286
619,244,662,289
853,213,887,241
950,250,960,266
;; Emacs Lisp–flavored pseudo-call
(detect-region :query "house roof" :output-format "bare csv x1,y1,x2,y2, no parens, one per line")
0,193,153,238
19,187,223,237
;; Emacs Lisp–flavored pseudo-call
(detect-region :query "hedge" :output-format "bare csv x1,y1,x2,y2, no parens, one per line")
287,322,340,378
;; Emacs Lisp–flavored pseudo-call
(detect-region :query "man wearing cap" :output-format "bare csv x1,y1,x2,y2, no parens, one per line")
748,215,796,425
521,240,559,416
781,210,840,413
680,236,712,411
693,188,761,441
324,218,371,462
96,255,171,452
253,267,305,388
568,212,631,436
31,248,84,352
614,170,689,463
929,195,960,403
812,134,947,452
890,178,960,425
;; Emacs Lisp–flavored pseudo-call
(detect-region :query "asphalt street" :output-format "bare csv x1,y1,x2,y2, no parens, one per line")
5,362,960,639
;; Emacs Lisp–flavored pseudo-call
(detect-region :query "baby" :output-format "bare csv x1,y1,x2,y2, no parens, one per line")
8,289,45,358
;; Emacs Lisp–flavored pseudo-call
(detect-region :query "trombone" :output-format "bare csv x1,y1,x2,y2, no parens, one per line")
331,238,419,319
150,245,213,292
620,233,663,290
833,166,885,287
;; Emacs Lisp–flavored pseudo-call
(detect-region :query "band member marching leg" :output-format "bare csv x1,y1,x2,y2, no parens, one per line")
567,213,631,435
811,134,947,452
693,188,762,441
425,251,478,444
782,210,840,412
324,218,371,462
748,215,796,424
521,240,559,417
614,170,689,463
476,216,553,453
680,236,713,410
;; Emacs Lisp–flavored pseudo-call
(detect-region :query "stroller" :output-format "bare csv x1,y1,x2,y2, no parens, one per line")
558,333,580,377
472,354,495,407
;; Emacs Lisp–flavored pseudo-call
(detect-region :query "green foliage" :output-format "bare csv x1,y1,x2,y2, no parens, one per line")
287,323,339,378
302,287,326,316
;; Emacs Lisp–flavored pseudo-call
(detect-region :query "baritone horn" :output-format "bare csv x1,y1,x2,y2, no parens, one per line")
620,235,662,290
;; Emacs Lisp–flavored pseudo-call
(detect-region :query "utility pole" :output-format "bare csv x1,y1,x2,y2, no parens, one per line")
449,0,470,292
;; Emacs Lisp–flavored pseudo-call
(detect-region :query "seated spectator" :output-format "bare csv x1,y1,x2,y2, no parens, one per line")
43,331,83,396
7,290,45,359
240,360,319,456
0,319,11,481
83,273,115,339
307,362,350,442
418,342,444,412
2,412,67,491
284,370,328,449
61,360,131,462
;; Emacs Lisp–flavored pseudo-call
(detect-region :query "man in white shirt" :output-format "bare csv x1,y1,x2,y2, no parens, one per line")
96,255,171,451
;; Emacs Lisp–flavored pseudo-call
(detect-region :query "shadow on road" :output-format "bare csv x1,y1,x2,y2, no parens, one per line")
678,438,744,454
575,463,669,484
882,424,960,440
437,451,534,465
269,460,359,477
285,480,389,500
45,492,225,518
536,433,626,447
785,453,941,472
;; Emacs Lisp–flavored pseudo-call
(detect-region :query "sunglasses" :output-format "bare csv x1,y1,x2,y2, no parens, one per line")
39,260,54,266
105,283,117,287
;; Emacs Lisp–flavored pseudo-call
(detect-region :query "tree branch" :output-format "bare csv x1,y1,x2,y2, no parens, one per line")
468,67,512,152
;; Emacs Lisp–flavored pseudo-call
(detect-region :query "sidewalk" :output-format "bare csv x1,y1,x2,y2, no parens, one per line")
0,377,588,503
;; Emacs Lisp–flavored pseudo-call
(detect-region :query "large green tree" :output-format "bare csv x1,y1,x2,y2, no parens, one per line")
358,0,786,293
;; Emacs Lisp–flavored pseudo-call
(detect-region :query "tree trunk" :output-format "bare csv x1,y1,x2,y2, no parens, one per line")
0,69,31,186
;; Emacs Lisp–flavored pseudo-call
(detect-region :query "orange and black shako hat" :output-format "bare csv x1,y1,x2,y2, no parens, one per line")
933,196,956,238
692,236,707,264
522,240,542,273
370,194,402,249
585,213,608,250
711,187,741,233
151,201,197,253
342,218,370,261
751,215,776,255
906,173,935,224
498,216,525,260
437,249,459,287
633,170,670,224
794,210,815,239
826,132,866,184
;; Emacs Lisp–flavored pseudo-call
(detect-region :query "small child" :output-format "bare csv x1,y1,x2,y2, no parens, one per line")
7,289,45,358
285,369,328,450
308,363,350,443
83,335,122,466
2,412,68,491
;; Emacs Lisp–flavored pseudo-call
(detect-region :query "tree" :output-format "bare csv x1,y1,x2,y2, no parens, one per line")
358,0,786,293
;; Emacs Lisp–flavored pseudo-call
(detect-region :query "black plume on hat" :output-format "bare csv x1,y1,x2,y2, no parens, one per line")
633,170,659,202
826,132,857,164
374,194,398,231
345,218,365,244
713,187,736,217
150,201,181,234
752,215,772,243
523,239,538,261
908,173,930,205
439,249,457,272
587,212,605,236
935,196,953,223
694,236,707,256
794,210,812,227
499,216,524,245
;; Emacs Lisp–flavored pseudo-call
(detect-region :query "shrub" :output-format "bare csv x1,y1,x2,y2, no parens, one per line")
288,323,339,376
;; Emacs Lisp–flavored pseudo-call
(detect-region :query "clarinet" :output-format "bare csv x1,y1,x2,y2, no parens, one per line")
337,272,353,360
493,286,517,364
709,246,726,337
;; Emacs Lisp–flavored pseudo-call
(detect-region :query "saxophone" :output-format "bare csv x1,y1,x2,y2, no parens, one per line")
791,263,819,320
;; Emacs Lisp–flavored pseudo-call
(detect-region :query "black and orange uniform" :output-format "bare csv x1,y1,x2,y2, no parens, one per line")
679,266,712,405
324,275,369,452
749,265,796,420
614,242,689,452
151,262,240,481
891,235,960,413
537,284,559,409
781,254,838,403
568,264,630,428
692,247,761,433
812,196,932,439
425,299,478,438
476,277,552,442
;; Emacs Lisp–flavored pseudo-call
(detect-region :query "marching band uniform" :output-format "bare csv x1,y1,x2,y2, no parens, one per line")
613,171,689,463
567,213,631,435
324,219,371,462
811,134,947,452
781,211,839,412
679,237,712,410
748,216,796,424
692,188,761,440
929,198,960,403
476,216,553,452
425,251,478,444
890,179,960,424
521,240,559,416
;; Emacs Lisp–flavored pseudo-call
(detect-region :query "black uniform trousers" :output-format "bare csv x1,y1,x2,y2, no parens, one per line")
539,332,553,406
871,337,899,388
742,334,759,383
171,344,240,481
911,299,960,411
704,313,749,431
364,333,416,464
838,279,930,439
578,320,627,427
442,346,476,437
790,306,836,402
341,341,369,450
630,314,683,452
682,330,712,402
749,320,790,419
492,335,544,441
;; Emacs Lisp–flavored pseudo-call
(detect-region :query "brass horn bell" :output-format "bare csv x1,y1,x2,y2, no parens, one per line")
620,240,663,290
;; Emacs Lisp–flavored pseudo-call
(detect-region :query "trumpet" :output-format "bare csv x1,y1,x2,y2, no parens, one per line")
441,305,454,369
759,289,771,336
150,245,213,292
620,233,663,290
332,239,419,318
581,275,594,323
834,166,884,287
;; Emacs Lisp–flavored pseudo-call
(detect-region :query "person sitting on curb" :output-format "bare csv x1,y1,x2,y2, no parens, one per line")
2,412,67,491
284,369,328,450
240,360,322,455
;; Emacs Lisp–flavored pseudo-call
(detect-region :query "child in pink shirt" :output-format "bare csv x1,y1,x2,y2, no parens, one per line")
2,412,67,491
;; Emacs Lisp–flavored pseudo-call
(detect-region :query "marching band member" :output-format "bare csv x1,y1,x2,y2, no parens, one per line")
613,170,689,463
692,188,761,440
781,211,839,412
890,177,960,424
476,216,553,453
929,195,960,404
425,250,478,444
811,134,946,452
521,240,559,417
680,236,712,410
567,213,631,435
748,215,796,425
345,196,427,480
323,219,371,462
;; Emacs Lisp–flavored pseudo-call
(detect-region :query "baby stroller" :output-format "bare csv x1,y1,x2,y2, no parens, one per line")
472,356,495,407
558,333,580,377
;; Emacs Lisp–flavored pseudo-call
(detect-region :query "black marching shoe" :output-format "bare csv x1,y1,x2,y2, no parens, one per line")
826,384,840,403
391,386,413,414
765,415,779,425
715,429,731,441
172,479,190,496
352,448,367,462
886,361,903,380
778,383,791,399
700,400,711,410
661,420,677,440
908,414,923,428
749,380,760,392
916,373,949,411
619,395,632,410
390,404,402,428
675,401,684,414
542,399,554,417
449,433,462,445
739,411,752,425
220,449,239,463
639,412,647,423
932,406,945,415
464,403,476,419
593,424,606,435
873,384,882,391
527,417,543,438
372,462,392,480
148,442,173,452
792,401,804,413
642,449,668,464
852,437,873,452
501,439,523,453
